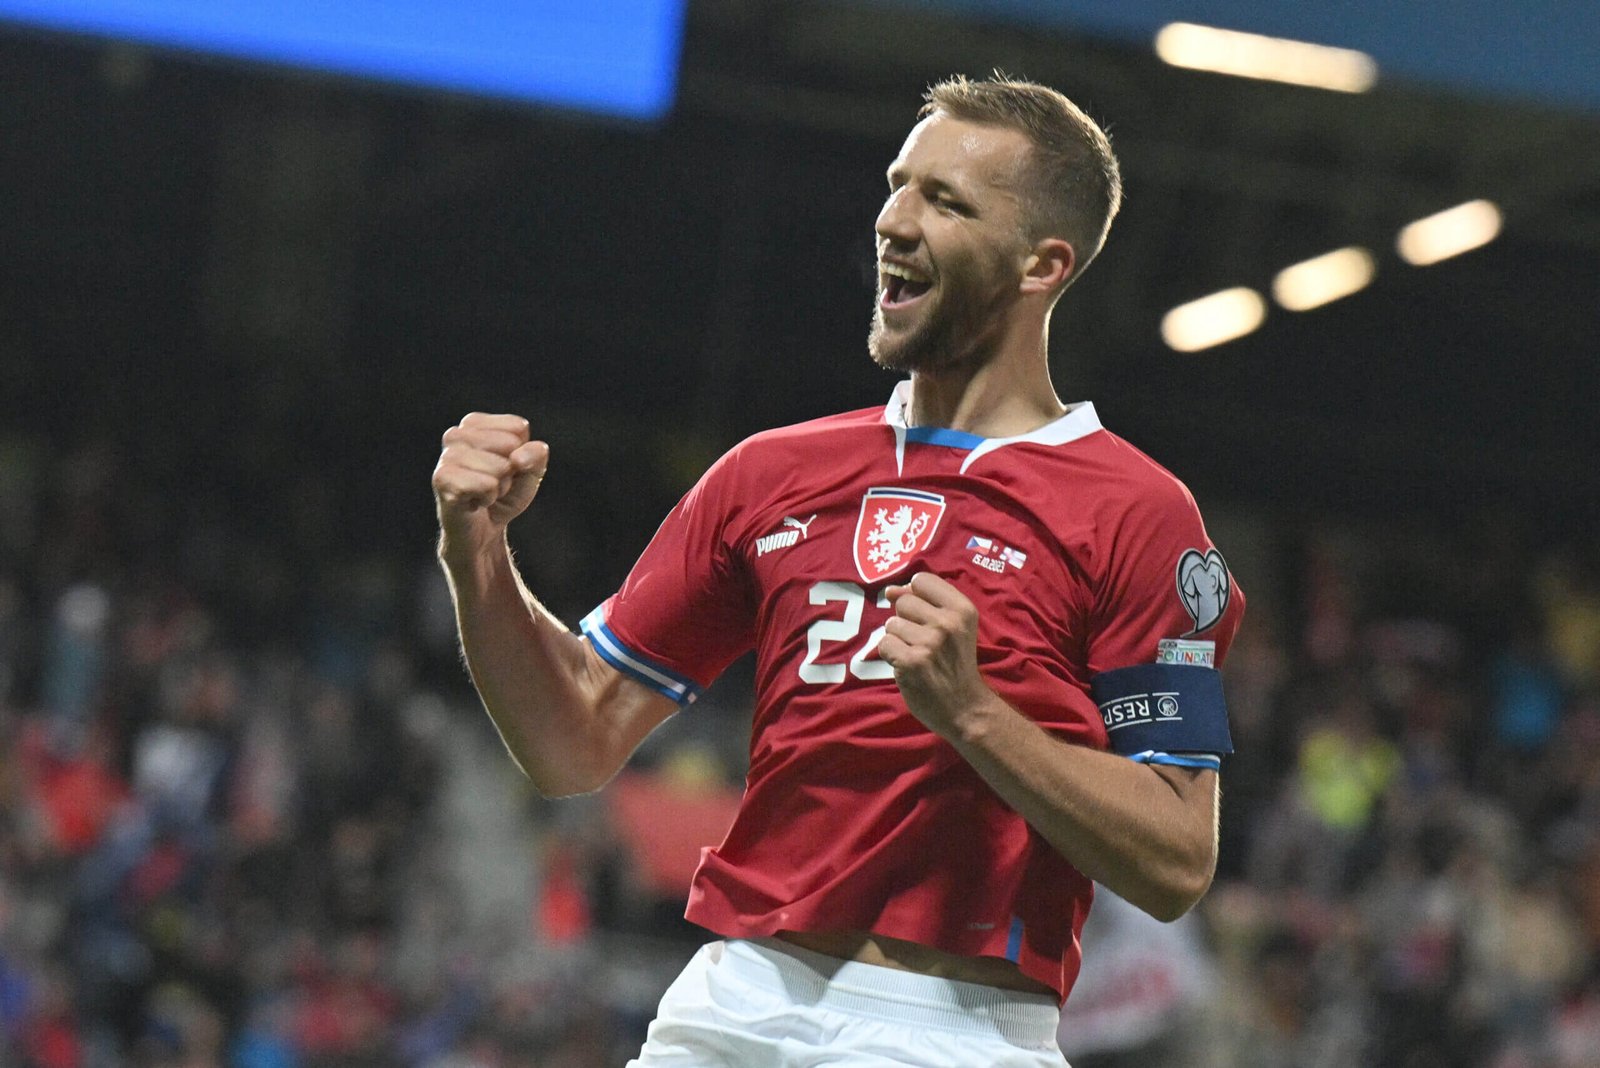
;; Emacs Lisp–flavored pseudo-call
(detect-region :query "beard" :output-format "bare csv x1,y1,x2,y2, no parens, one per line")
867,259,1014,375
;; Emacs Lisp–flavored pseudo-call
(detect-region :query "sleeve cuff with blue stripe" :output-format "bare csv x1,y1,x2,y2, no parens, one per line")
580,605,702,706
1128,751,1222,771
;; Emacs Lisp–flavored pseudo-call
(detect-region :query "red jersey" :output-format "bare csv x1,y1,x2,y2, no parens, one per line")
580,383,1245,999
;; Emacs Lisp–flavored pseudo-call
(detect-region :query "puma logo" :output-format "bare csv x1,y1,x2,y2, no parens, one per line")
757,515,817,557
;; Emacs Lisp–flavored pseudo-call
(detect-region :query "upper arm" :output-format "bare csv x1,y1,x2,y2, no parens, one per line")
1085,479,1244,769
570,639,683,792
589,447,757,692
1087,481,1244,673
561,444,758,792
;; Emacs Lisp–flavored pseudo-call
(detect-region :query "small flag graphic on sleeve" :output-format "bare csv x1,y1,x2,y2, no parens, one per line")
999,546,1028,570
966,535,994,552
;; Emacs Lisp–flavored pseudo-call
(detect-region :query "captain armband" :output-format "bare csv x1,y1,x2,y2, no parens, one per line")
1089,663,1233,769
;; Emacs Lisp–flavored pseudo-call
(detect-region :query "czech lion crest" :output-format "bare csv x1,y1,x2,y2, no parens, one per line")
853,487,946,583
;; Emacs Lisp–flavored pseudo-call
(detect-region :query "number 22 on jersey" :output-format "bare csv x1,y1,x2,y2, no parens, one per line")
797,581,896,683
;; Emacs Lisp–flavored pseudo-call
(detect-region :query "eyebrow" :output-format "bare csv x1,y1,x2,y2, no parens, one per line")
885,168,970,200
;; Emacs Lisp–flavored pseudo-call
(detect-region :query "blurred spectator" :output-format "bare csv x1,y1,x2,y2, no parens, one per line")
1491,623,1565,754
1536,553,1600,688
1057,890,1216,1066
42,583,112,738
1248,679,1398,899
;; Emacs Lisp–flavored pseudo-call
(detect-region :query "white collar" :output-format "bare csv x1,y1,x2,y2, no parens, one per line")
881,380,1103,475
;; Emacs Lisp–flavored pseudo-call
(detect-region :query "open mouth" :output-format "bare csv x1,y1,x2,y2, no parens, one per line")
880,262,933,309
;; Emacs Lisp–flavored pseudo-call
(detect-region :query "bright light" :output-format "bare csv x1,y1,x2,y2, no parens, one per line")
1272,247,1377,311
1396,200,1503,266
1154,22,1378,93
1161,288,1267,352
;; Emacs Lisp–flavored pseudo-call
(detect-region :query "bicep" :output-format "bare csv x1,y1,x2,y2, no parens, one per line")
580,639,684,778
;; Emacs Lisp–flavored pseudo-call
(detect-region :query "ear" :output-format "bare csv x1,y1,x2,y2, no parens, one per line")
1019,238,1075,296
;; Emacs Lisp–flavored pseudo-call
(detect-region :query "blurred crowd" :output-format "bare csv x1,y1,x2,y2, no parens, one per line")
0,438,682,1068
1,435,1598,1067
1186,528,1600,1068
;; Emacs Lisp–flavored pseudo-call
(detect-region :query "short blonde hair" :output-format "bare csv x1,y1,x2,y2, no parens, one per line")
922,73,1122,283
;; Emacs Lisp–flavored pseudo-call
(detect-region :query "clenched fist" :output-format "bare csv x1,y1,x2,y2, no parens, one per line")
432,412,549,557
878,572,998,739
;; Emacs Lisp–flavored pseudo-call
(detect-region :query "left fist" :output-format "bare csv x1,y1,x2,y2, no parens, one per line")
877,573,995,736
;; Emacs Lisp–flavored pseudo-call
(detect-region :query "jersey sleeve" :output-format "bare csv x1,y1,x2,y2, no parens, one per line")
1085,478,1245,768
580,446,757,706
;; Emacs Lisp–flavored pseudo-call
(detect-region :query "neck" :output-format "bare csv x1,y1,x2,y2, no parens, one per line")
906,327,1063,438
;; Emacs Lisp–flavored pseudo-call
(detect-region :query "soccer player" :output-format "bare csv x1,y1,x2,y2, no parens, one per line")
432,74,1244,1067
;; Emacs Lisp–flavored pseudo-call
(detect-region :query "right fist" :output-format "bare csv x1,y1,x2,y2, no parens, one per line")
432,413,549,547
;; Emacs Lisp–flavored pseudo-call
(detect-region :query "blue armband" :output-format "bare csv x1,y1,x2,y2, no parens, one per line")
1090,663,1233,759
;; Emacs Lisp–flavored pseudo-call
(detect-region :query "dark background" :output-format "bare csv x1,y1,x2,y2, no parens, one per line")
5,0,1598,558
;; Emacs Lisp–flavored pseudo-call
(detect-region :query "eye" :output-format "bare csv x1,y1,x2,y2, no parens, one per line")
935,195,969,215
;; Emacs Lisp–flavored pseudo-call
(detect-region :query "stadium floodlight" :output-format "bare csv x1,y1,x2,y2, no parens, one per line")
1396,200,1503,266
1272,247,1376,311
1161,287,1267,352
1154,22,1378,93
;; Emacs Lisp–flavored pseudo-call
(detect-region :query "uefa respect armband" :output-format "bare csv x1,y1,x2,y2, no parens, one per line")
1090,663,1233,767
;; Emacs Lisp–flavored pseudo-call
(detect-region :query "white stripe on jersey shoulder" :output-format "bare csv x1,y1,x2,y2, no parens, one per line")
880,381,1103,474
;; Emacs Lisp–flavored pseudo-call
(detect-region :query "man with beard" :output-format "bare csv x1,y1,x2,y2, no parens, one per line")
432,74,1244,1067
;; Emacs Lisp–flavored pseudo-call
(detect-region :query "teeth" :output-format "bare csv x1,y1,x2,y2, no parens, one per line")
881,262,931,284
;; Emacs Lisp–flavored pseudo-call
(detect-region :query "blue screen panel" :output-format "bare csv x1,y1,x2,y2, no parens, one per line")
0,0,687,119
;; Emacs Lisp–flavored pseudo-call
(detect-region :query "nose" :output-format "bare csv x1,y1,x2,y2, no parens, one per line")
875,186,920,248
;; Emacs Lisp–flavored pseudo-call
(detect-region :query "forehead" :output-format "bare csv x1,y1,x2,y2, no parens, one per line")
888,111,1032,192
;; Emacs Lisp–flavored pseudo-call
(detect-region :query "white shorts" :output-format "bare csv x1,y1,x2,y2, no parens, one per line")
628,938,1071,1068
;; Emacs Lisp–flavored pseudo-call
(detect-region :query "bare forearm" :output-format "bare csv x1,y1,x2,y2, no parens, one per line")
878,573,1220,920
430,415,672,796
948,694,1218,920
440,537,616,795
